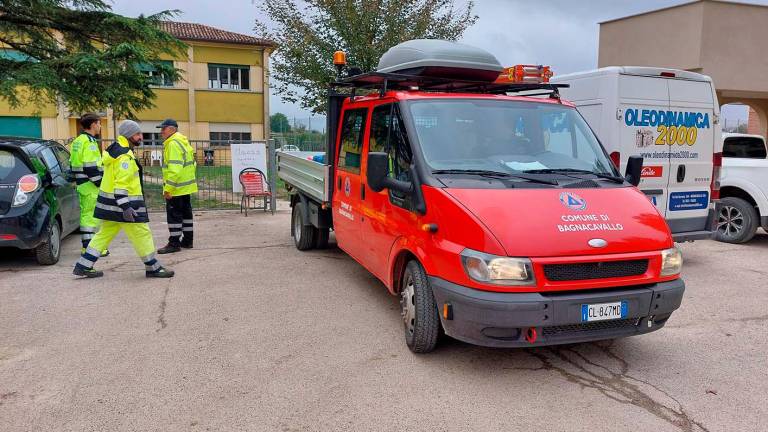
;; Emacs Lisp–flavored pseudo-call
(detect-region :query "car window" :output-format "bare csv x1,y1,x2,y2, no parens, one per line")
368,103,414,209
338,108,368,173
0,149,32,182
52,145,71,171
39,147,63,177
723,136,767,159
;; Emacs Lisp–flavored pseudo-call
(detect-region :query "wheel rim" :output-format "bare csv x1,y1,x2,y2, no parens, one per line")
293,208,301,243
401,274,416,337
717,205,744,238
50,223,60,258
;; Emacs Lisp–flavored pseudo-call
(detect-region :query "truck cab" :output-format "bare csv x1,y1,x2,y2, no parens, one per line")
278,40,685,353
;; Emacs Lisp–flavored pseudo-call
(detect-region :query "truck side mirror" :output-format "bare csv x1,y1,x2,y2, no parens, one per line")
366,152,413,194
625,155,643,187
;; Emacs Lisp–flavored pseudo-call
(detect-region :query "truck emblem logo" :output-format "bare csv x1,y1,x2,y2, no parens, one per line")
588,238,608,248
560,192,587,211
344,177,351,197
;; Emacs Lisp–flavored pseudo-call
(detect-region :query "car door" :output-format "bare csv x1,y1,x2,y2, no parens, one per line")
51,143,81,232
331,106,369,260
38,145,78,234
618,74,671,215
665,79,715,233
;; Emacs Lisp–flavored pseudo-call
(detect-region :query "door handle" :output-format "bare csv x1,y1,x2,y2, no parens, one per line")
361,184,366,200
676,165,686,183
337,176,342,190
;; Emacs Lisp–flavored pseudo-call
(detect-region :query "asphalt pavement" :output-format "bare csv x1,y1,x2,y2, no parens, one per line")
1,206,766,432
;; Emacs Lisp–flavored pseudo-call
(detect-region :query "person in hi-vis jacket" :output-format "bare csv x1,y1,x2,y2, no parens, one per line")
73,120,174,279
156,119,198,254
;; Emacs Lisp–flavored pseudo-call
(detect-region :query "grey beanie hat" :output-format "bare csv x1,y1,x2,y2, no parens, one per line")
118,120,141,138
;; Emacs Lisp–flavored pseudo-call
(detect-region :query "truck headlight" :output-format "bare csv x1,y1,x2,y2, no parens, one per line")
460,249,535,286
660,247,683,276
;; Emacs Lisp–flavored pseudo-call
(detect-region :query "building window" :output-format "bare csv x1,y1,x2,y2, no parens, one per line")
209,131,252,146
138,60,174,87
142,132,163,146
208,64,250,90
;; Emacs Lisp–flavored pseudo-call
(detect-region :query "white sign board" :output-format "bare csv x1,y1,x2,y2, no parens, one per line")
231,142,267,193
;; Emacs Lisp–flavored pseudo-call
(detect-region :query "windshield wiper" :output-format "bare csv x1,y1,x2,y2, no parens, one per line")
523,168,625,184
432,169,558,185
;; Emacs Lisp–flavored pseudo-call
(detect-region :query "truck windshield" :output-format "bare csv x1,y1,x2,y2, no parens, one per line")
408,99,617,177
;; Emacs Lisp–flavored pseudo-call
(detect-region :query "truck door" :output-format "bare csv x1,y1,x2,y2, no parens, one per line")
665,79,715,233
332,107,368,260
359,103,416,281
619,75,671,216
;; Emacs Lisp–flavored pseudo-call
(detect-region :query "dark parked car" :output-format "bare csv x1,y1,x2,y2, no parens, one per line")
0,138,80,264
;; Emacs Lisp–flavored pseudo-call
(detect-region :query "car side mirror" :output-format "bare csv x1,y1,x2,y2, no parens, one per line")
366,152,413,194
625,155,643,187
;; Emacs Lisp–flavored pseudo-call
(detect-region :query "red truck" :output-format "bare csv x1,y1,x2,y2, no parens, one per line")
277,40,684,353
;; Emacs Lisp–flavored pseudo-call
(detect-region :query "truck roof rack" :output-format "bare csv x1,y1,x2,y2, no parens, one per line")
330,71,569,98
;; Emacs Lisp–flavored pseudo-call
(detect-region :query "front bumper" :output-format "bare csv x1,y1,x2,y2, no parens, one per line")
429,276,685,348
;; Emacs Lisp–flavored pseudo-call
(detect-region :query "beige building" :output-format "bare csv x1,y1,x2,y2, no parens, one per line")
598,0,768,138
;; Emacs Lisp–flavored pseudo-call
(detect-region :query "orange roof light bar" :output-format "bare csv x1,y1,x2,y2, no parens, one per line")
496,65,553,84
333,50,347,66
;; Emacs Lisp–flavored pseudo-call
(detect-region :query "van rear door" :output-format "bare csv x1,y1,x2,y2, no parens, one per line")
665,79,715,233
618,75,671,215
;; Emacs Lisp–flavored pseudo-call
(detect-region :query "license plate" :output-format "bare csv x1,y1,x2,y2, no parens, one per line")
581,301,628,322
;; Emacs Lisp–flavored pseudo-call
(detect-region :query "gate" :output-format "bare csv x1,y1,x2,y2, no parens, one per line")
60,138,278,212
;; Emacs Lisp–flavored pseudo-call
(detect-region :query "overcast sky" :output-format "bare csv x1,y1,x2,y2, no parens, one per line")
112,0,767,126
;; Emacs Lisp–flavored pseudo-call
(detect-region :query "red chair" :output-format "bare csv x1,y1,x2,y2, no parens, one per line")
239,168,271,215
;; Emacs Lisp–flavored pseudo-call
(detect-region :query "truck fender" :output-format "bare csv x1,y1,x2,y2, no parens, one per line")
295,193,311,227
386,236,432,296
720,178,768,217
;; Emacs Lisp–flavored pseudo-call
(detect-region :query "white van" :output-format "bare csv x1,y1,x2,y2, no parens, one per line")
553,67,721,242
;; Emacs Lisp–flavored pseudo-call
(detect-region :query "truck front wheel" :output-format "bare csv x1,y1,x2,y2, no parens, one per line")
715,197,758,244
401,260,440,353
291,202,316,250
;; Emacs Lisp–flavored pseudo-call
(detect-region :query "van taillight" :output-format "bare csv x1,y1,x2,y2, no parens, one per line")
660,72,676,78
711,152,722,201
610,151,621,168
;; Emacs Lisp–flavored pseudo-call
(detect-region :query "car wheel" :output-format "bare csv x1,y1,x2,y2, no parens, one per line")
401,260,440,353
291,202,316,251
35,219,61,265
715,197,758,244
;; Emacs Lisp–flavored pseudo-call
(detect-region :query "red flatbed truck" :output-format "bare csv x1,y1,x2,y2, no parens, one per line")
277,40,685,353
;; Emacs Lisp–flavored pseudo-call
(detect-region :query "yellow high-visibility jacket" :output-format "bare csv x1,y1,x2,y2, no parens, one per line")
69,133,103,192
162,132,198,196
94,136,149,223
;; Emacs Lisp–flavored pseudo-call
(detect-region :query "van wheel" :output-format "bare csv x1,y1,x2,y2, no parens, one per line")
35,219,61,265
716,197,758,244
401,260,440,353
291,202,316,250
314,228,330,249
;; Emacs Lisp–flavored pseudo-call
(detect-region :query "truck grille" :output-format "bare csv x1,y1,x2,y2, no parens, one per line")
543,319,637,338
543,259,648,281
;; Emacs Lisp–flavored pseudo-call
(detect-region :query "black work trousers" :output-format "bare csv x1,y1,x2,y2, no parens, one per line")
166,194,193,247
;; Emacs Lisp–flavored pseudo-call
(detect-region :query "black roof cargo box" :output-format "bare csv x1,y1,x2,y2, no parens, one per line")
376,39,503,82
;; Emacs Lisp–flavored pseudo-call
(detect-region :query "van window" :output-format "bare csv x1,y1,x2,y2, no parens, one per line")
369,104,413,208
338,108,368,173
409,99,616,176
723,136,767,159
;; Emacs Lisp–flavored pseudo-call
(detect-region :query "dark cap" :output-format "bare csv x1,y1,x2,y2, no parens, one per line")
156,118,179,129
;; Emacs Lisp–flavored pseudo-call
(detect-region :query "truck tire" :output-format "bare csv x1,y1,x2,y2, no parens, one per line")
291,202,316,250
35,219,61,265
401,260,440,353
314,228,330,249
715,197,758,244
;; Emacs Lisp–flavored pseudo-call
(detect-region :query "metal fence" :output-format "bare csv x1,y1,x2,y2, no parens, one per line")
58,138,278,212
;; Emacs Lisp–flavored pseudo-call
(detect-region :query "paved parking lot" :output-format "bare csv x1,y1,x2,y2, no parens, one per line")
1,207,767,432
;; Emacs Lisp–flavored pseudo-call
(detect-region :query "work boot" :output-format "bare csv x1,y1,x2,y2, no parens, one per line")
146,267,175,278
73,267,104,278
157,244,181,254
181,242,193,249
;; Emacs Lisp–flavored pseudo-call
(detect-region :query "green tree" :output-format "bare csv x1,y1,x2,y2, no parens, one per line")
256,0,477,113
270,112,292,133
0,0,186,118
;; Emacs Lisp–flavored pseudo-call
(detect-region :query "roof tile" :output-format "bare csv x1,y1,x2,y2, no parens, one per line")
160,21,275,47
